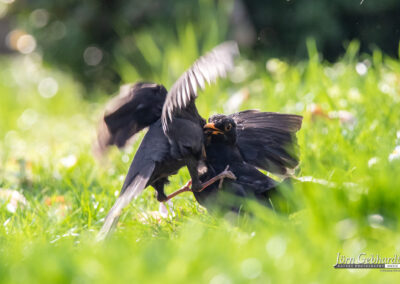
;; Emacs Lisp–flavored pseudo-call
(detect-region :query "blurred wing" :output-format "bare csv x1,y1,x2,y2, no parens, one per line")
96,83,166,154
162,41,239,132
229,110,303,175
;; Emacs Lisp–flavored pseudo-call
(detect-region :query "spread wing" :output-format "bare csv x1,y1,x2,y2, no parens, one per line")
229,110,303,175
96,83,167,154
161,41,239,132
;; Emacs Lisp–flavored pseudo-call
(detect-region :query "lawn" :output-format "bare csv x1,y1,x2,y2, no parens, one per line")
1,39,400,283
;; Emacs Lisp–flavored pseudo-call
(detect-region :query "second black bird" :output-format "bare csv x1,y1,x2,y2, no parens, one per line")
193,110,303,212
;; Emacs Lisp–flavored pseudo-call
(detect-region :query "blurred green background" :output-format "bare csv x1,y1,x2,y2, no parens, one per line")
1,0,400,283
2,0,400,91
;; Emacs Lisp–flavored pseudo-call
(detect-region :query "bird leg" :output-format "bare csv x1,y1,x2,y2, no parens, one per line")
163,166,236,202
186,158,202,192
163,180,193,201
153,178,168,202
197,166,236,192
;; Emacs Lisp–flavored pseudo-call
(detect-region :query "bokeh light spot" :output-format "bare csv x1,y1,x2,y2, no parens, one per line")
17,109,38,130
84,46,103,66
335,219,357,240
6,29,24,50
38,77,59,98
0,3,8,18
241,258,262,279
209,273,231,284
29,9,49,28
16,34,36,54
59,155,77,168
49,21,66,40
266,235,287,259
355,62,368,76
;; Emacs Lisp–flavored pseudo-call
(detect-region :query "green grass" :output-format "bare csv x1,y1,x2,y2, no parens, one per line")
1,40,400,283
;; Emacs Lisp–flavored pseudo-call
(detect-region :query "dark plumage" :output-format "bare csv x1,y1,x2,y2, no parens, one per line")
193,110,302,212
97,42,239,240
96,83,167,152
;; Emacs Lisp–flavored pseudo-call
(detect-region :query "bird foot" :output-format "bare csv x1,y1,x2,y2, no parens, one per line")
163,166,236,202
197,166,236,192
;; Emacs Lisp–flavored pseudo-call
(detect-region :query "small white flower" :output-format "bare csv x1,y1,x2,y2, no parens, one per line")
296,176,336,187
60,154,77,168
355,62,368,76
389,146,400,162
3,218,11,227
368,157,379,168
328,110,356,126
368,214,384,229
6,203,17,213
0,189,28,213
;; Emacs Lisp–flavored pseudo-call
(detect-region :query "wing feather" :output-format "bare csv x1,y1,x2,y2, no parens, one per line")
229,110,303,175
95,83,167,154
162,41,239,132
188,70,197,94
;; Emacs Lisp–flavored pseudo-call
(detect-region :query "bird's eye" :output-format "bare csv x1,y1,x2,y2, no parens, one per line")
225,123,232,132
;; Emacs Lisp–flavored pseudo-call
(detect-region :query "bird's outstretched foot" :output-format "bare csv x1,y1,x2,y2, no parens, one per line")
163,167,236,202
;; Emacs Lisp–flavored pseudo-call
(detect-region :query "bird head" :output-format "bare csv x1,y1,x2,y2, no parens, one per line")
203,115,237,145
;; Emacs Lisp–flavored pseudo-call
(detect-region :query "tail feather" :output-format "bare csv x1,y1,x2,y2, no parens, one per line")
97,163,155,241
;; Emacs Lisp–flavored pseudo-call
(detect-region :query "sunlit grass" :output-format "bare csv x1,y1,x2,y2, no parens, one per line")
1,39,400,283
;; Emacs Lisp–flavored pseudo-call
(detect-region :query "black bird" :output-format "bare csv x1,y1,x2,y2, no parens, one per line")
193,110,303,212
97,42,239,239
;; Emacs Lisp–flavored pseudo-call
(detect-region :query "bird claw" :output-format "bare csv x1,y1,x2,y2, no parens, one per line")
162,166,236,201
197,166,236,192
217,166,236,189
221,165,236,179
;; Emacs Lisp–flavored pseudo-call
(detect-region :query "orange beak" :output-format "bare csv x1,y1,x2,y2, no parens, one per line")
204,123,224,135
